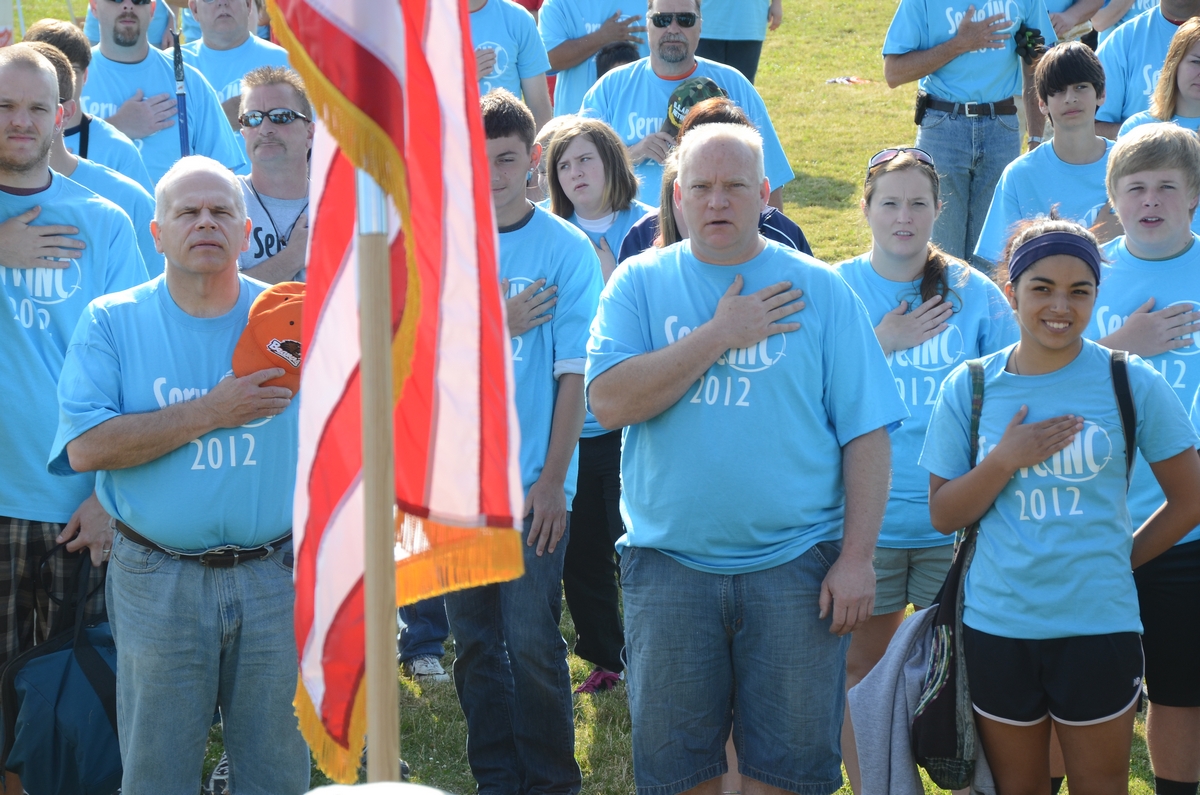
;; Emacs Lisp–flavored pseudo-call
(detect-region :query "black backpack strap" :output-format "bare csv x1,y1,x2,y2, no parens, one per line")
70,556,118,736
77,113,91,159
1110,350,1137,490
967,360,985,472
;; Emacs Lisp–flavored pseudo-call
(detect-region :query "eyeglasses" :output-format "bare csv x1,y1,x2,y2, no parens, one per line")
866,147,935,174
239,108,311,128
104,0,153,6
649,12,698,28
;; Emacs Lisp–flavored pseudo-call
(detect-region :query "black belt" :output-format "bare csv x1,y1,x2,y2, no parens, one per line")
926,96,1018,116
116,521,290,568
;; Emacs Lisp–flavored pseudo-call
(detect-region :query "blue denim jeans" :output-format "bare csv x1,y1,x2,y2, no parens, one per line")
106,532,309,795
398,596,449,662
915,106,1021,270
443,516,579,795
621,543,848,795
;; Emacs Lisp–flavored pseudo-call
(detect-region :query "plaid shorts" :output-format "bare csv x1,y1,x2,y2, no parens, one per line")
0,515,104,669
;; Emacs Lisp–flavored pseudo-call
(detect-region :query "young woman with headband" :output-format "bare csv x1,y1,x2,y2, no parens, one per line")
835,147,1019,793
920,218,1200,792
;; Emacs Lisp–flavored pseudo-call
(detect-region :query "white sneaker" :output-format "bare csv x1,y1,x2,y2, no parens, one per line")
403,654,450,682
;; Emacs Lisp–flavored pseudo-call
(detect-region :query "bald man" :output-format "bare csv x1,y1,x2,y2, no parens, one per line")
587,124,905,795
49,156,307,794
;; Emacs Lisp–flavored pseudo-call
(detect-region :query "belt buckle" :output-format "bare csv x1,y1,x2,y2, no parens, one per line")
200,550,240,568
962,101,984,117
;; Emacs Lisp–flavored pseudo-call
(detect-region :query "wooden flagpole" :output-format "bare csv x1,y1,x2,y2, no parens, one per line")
357,169,401,782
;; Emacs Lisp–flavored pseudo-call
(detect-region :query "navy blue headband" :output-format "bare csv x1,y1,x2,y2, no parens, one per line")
1008,231,1103,284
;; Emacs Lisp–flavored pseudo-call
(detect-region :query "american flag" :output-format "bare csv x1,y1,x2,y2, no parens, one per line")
267,0,526,781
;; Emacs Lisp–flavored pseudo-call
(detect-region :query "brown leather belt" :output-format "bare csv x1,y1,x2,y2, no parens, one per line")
926,96,1018,116
116,521,290,568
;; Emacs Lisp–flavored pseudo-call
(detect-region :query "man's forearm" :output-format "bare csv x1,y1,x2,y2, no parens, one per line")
548,34,606,73
540,373,586,486
589,321,729,429
1096,120,1121,140
240,246,304,285
67,401,219,472
522,76,554,133
841,427,891,561
884,45,965,89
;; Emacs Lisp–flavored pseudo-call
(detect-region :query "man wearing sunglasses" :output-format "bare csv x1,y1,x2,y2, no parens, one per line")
579,0,793,209
235,66,311,284
182,0,291,129
81,0,248,185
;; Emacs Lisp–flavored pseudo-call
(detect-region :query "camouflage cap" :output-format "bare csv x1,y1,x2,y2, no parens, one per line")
660,76,728,136
232,281,305,394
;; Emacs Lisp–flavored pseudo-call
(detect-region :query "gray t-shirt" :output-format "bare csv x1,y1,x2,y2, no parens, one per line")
238,174,308,278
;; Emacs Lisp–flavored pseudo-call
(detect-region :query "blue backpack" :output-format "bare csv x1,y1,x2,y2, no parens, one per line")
1,549,121,795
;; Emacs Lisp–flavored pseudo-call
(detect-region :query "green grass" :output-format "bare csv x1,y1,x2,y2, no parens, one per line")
16,0,1157,791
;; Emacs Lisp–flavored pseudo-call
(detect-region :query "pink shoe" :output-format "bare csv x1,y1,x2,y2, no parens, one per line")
574,668,621,694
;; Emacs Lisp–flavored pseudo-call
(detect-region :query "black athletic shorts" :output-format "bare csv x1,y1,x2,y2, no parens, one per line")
964,625,1144,725
1136,538,1200,707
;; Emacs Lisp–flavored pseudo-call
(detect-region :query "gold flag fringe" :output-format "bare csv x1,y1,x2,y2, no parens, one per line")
266,0,424,403
294,667,368,784
393,514,526,607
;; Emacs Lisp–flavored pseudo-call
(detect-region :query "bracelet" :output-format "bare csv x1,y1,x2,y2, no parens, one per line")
1027,135,1044,144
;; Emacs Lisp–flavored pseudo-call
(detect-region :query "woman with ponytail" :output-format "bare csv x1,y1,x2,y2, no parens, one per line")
835,147,1020,793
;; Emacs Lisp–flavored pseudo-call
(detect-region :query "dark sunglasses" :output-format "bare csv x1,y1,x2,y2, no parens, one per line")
239,108,311,128
649,12,698,28
104,0,153,5
867,147,935,174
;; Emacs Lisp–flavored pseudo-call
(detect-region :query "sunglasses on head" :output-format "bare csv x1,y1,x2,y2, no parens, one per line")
104,0,153,5
649,12,698,28
866,147,935,174
239,108,311,128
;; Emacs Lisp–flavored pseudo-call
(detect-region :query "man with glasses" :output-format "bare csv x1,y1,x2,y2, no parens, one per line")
182,0,291,129
579,0,793,208
235,66,310,283
82,0,248,185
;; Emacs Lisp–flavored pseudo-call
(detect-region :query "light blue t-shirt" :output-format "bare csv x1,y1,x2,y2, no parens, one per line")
84,2,173,46
81,46,249,185
182,8,201,44
1118,109,1200,136
580,57,794,206
587,240,909,574
1098,0,1159,45
64,158,161,277
182,35,291,105
0,173,147,524
699,0,772,41
472,0,552,99
836,255,1018,548
1096,7,1176,124
565,199,653,437
1086,235,1200,545
49,275,296,550
883,0,1057,104
63,115,154,194
921,341,1196,639
974,139,1114,265
538,0,649,117
502,206,603,509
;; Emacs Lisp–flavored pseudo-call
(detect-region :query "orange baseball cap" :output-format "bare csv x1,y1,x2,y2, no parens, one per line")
232,281,305,394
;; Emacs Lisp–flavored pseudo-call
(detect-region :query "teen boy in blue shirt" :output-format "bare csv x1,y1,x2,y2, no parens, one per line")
976,42,1117,266
1088,122,1200,795
443,89,601,795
